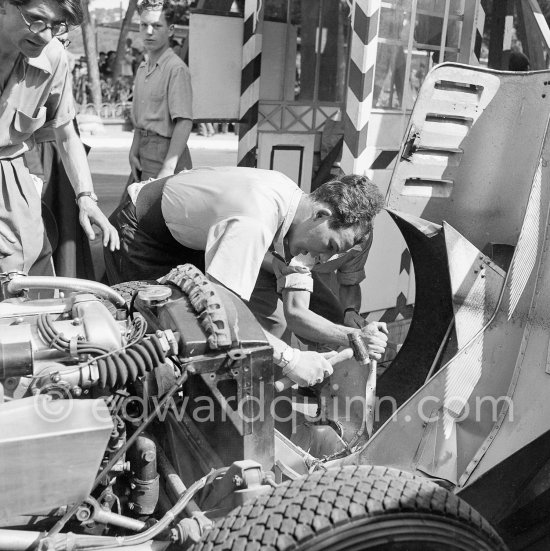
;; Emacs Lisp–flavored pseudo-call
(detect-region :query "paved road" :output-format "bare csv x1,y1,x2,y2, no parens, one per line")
87,131,239,217
83,130,238,279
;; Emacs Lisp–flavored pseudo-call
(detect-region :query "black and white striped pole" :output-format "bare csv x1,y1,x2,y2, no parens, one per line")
237,0,264,167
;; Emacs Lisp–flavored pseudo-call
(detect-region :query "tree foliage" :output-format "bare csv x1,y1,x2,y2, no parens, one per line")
171,1,193,25
113,0,138,81
80,0,101,110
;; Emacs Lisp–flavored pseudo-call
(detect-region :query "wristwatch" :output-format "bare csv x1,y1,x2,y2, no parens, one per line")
274,346,294,369
75,191,98,203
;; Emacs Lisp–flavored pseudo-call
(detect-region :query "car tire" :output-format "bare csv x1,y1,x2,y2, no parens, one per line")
192,465,507,551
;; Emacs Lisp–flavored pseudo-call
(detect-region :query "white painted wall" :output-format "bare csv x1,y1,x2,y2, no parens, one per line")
189,13,243,119
189,14,295,119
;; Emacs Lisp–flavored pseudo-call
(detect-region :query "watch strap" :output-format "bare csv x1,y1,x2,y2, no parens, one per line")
75,191,98,203
274,346,294,370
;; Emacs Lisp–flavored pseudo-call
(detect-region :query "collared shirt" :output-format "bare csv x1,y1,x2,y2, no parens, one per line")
151,166,303,301
313,231,373,285
271,229,373,294
0,39,74,159
132,47,192,138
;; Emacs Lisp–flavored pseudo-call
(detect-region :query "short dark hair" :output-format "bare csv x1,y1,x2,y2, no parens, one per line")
137,0,176,25
310,174,384,239
9,0,83,26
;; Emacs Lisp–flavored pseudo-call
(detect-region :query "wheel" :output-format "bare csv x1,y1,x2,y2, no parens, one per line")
192,465,507,551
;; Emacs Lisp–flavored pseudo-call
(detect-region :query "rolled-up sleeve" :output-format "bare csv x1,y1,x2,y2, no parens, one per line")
273,254,314,294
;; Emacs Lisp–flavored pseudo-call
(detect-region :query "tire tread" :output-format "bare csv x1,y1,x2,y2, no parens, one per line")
192,465,507,551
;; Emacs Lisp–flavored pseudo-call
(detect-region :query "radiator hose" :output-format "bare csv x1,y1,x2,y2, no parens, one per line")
38,314,168,388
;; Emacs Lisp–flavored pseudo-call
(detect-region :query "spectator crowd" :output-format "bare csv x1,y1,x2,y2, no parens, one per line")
70,36,237,137
71,34,194,107
72,37,150,105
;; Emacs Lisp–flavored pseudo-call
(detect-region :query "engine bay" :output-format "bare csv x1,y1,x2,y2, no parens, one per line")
0,264,277,550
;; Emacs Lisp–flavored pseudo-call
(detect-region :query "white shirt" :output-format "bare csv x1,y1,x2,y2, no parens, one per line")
158,166,303,300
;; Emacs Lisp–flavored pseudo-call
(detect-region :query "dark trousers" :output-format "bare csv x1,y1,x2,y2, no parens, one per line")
105,179,344,349
104,179,204,284
25,140,94,280
137,134,192,181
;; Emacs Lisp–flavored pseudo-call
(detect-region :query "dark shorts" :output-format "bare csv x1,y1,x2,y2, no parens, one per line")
104,178,204,284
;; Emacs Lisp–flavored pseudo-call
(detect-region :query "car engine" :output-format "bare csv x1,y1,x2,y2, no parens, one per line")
0,265,276,551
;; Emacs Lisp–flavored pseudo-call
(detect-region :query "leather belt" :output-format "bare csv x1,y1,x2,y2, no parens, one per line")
138,128,167,138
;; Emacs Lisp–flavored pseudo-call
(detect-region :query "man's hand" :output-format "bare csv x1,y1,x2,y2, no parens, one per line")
344,308,366,329
0,223,17,259
285,348,354,387
358,321,389,360
77,197,120,251
129,149,142,183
